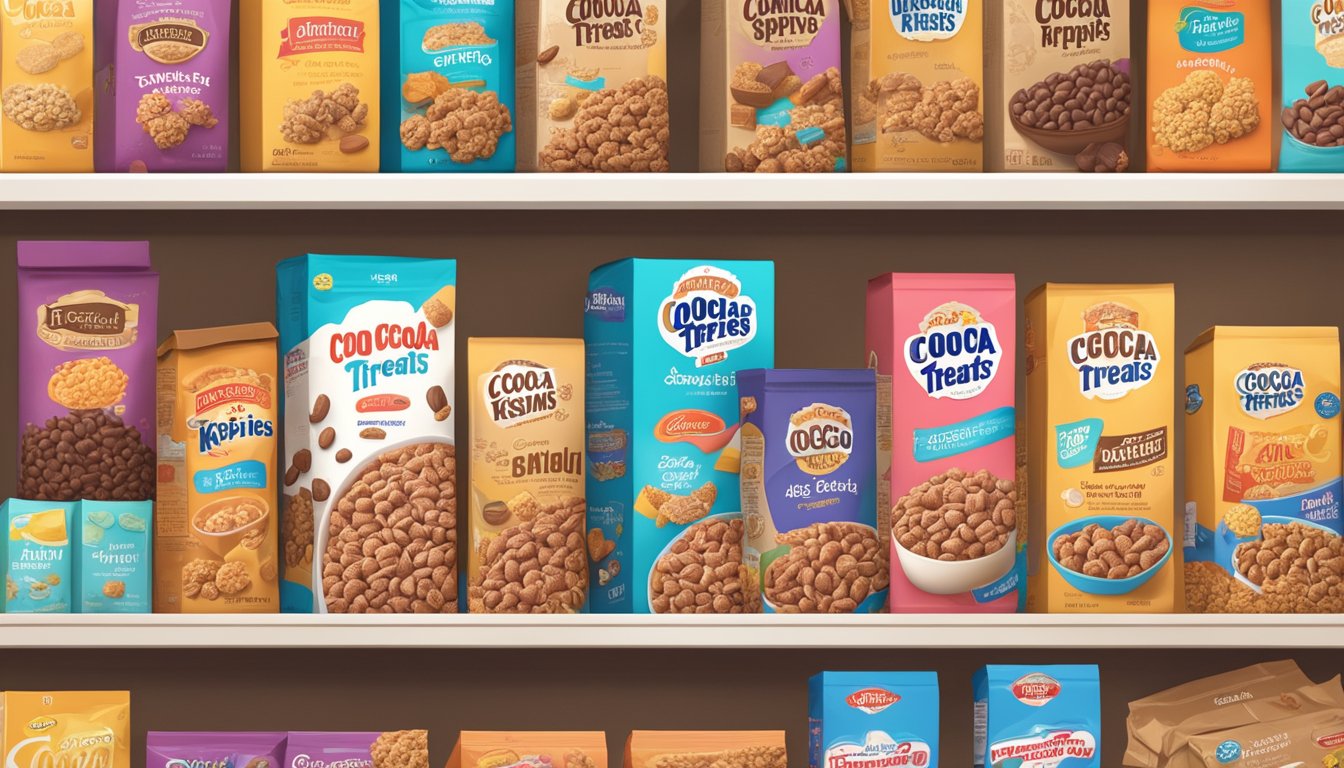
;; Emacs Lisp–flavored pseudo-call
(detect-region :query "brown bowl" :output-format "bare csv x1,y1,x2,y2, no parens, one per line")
1013,116,1129,155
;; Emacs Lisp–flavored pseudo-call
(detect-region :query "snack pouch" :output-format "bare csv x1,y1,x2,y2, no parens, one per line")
240,0,379,171
1146,0,1272,171
148,732,288,768
584,258,775,613
1279,0,1344,170
156,323,279,613
1184,327,1343,614
0,0,94,171
467,338,587,613
283,731,427,768
2,499,74,613
0,691,130,768
447,732,607,768
516,0,668,171
17,241,158,503
974,665,1101,768
1025,284,1176,613
700,0,847,172
276,255,457,614
625,731,787,768
738,369,882,613
77,500,152,613
382,0,514,172
848,0,984,170
870,273,1021,612
808,671,939,768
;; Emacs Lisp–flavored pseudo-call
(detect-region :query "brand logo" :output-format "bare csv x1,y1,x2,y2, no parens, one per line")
484,361,558,429
1316,730,1344,749
565,0,647,47
328,322,438,393
37,290,138,351
194,382,273,416
26,716,57,732
192,414,275,453
1175,7,1245,52
1235,364,1305,420
737,0,827,46
585,286,626,321
163,760,232,768
904,301,1001,400
845,688,900,713
1313,0,1344,48
2,1,74,22
1011,672,1062,706
289,756,370,768
656,409,727,439
989,730,1097,768
889,0,967,41
1068,302,1159,400
825,732,930,768
659,266,757,367
130,19,209,64
787,403,853,475
1035,0,1112,49
279,16,365,57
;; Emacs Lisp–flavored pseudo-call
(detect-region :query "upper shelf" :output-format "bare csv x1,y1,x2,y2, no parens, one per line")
5,173,1344,210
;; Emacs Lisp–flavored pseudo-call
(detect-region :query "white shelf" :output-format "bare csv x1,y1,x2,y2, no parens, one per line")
3,173,1344,210
1,614,1339,648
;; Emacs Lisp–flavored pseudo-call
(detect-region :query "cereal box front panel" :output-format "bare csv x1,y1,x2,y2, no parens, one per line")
1,691,131,768
973,665,1101,768
2,500,74,613
78,500,152,613
808,671,940,768
0,0,94,171
1279,0,1344,171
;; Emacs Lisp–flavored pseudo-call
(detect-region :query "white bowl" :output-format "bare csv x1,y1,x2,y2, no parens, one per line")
894,529,1018,595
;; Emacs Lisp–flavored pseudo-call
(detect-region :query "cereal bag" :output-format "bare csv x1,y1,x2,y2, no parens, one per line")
0,0,94,171
626,732,786,768
17,241,157,503
738,369,883,613
1280,0,1344,171
447,732,606,768
277,255,457,614
0,691,130,768
974,665,1101,768
868,274,1021,612
584,259,774,613
240,0,379,171
808,671,940,768
701,0,847,172
283,731,428,768
76,500,152,613
1146,0,1272,171
382,0,514,172
1184,327,1343,613
987,0,1132,171
1025,284,1176,613
148,732,288,768
517,0,668,171
1,500,74,613
849,0,984,170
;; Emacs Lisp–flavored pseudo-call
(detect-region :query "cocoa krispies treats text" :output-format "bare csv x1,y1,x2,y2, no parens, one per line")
762,522,887,613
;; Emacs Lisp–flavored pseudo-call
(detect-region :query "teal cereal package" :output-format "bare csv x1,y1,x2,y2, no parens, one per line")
77,501,152,613
381,0,515,172
2,499,74,613
584,259,775,613
1280,0,1344,171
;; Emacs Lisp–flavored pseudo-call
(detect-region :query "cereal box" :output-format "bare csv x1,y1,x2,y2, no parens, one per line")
974,665,1101,768
95,0,230,172
584,258,774,613
76,500,151,613
0,691,130,768
868,273,1021,612
700,0,847,172
283,731,427,768
17,241,157,503
156,323,279,613
986,0,1132,171
1,500,73,613
382,0,514,172
738,369,883,613
516,0,668,171
1146,0,1272,171
808,671,940,768
1025,284,1176,613
1183,327,1343,614
626,732,787,768
447,732,607,768
277,255,457,614
240,0,379,171
148,732,288,768
467,338,586,613
849,0,984,170
1280,0,1344,171
0,0,94,171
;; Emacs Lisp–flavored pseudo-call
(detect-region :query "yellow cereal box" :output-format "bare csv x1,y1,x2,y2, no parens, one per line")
156,323,279,613
467,338,587,613
850,0,984,171
1,691,130,768
0,0,94,171
1025,283,1176,613
1185,327,1343,613
240,0,379,171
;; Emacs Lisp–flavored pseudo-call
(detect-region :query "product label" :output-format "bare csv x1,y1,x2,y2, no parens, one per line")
846,688,901,713
1035,0,1112,49
786,403,853,474
1236,364,1306,420
989,730,1097,768
826,735,932,768
565,0,648,48
130,19,208,63
1068,327,1160,400
904,302,1002,400
1011,673,1062,706
1175,7,1245,52
658,266,758,367
279,16,366,57
37,291,137,350
889,0,968,40
484,361,559,429
736,0,827,47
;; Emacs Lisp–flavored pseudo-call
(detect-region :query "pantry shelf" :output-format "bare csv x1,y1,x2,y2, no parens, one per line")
4,173,1344,210
0,614,1339,649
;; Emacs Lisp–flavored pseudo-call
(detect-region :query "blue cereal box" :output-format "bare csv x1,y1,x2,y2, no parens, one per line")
809,671,940,768
76,500,152,613
2,499,74,613
584,258,774,614
382,0,515,172
1279,0,1344,171
738,369,882,613
974,665,1101,768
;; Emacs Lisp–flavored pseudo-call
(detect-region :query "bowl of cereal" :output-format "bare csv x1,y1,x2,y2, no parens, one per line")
191,495,269,557
1230,515,1337,595
894,528,1018,595
1010,59,1132,155
1047,515,1171,596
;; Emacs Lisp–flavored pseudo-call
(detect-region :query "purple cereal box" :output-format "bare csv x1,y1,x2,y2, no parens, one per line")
17,242,158,501
148,732,287,768
96,0,231,172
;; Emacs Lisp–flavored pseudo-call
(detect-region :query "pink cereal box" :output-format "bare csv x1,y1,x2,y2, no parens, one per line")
866,273,1022,612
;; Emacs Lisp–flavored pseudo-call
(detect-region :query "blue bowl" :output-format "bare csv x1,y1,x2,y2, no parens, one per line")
1047,515,1173,596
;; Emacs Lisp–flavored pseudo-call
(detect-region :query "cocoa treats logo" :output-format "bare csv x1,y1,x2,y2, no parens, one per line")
279,16,365,57
904,302,1001,400
1068,303,1159,400
1035,0,1112,49
989,730,1096,767
845,687,901,713
130,19,209,64
786,402,853,475
37,290,137,351
737,0,827,47
484,361,559,429
565,0,647,47
1236,364,1306,420
328,322,438,393
658,265,757,367
889,0,967,42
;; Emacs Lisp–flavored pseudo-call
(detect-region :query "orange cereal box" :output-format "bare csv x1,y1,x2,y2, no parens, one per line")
448,732,607,768
1,0,94,171
1,691,130,768
625,731,787,768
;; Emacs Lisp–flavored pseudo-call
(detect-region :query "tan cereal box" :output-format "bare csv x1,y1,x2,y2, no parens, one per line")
1,0,94,171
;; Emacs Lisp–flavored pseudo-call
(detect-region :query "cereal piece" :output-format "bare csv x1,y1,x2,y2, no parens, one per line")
118,513,146,532
360,427,387,440
644,4,659,24
423,22,493,50
45,573,61,585
421,287,454,327
549,96,578,121
145,112,190,149
1209,77,1260,144
403,71,451,103
178,98,218,128
280,83,368,144
765,522,887,613
507,491,543,522
181,558,221,598
136,93,174,126
650,517,755,614
199,582,220,600
87,511,115,529
215,561,251,595
400,115,431,150
1223,504,1262,538
468,497,588,613
371,730,429,768
653,482,718,527
102,580,125,598
16,42,60,74
47,356,128,409
422,88,513,163
1152,70,1259,153
2,84,81,132
283,488,314,568
539,75,671,172
51,31,85,60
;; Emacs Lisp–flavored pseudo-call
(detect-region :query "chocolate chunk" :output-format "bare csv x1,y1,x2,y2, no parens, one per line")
754,61,794,91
